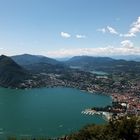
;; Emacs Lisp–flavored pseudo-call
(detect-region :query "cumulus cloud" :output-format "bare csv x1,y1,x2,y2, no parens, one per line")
107,26,118,34
129,17,140,34
97,26,118,35
121,40,134,49
121,16,140,37
120,33,135,37
60,32,87,39
76,34,86,39
61,32,71,38
45,45,140,58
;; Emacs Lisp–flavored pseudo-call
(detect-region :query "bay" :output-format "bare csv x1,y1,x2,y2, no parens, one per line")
0,87,112,139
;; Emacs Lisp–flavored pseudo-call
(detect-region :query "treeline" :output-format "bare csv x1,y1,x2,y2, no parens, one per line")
68,117,140,140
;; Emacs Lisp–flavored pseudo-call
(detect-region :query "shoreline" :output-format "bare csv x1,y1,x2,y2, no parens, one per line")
0,85,112,97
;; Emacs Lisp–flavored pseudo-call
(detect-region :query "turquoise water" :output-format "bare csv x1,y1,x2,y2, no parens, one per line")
0,87,112,139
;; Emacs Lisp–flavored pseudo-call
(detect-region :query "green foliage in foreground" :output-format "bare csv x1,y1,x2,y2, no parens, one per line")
8,117,140,140
68,117,140,140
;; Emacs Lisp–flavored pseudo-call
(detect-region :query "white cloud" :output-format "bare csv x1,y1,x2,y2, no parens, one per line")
97,28,106,33
60,32,86,39
61,32,71,38
99,16,140,37
120,33,136,37
45,45,140,58
0,47,4,50
130,16,140,33
97,26,118,35
76,34,86,39
121,16,140,37
121,40,134,49
107,26,118,34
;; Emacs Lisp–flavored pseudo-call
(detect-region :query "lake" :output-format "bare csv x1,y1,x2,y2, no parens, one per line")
0,87,112,139
90,70,108,75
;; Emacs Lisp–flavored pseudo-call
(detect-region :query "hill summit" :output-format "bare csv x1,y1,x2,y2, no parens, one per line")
0,55,29,87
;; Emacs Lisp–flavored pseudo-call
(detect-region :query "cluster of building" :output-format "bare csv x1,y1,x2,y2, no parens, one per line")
82,93,140,121
111,93,140,116
18,70,140,119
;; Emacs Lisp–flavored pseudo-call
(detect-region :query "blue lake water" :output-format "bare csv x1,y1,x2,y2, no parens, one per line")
90,70,108,75
0,87,112,139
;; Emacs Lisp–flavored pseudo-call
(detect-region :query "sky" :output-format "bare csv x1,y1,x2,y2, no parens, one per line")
0,0,140,58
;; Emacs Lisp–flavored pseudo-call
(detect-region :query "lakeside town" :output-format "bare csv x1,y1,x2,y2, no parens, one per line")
1,0,140,139
7,73,140,140
81,92,140,120
1,54,139,121
17,69,140,119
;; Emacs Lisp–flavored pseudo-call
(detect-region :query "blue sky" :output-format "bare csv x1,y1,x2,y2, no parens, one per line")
0,0,140,57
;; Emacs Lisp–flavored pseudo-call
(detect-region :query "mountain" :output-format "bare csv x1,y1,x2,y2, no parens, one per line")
111,55,140,62
11,54,68,74
11,54,59,65
67,56,114,65
66,56,140,73
66,56,114,70
0,55,29,87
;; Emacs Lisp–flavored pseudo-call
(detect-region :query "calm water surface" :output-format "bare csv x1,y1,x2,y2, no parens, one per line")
0,87,112,139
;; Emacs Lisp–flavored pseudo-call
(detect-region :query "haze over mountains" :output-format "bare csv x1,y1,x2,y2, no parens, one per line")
111,55,140,62
9,54,140,74
11,54,140,62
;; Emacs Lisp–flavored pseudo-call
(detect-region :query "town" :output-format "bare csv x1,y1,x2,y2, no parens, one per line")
16,68,140,119
81,92,140,120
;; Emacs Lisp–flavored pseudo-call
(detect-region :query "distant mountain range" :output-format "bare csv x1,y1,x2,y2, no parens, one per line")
11,54,67,73
0,54,140,88
57,55,140,62
65,56,140,73
111,55,140,62
8,54,140,74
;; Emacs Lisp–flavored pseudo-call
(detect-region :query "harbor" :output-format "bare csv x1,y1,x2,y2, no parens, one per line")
81,109,112,120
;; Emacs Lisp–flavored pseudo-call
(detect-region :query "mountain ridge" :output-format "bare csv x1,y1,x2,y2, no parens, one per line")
11,54,60,66
65,55,140,73
11,54,68,74
0,55,30,87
